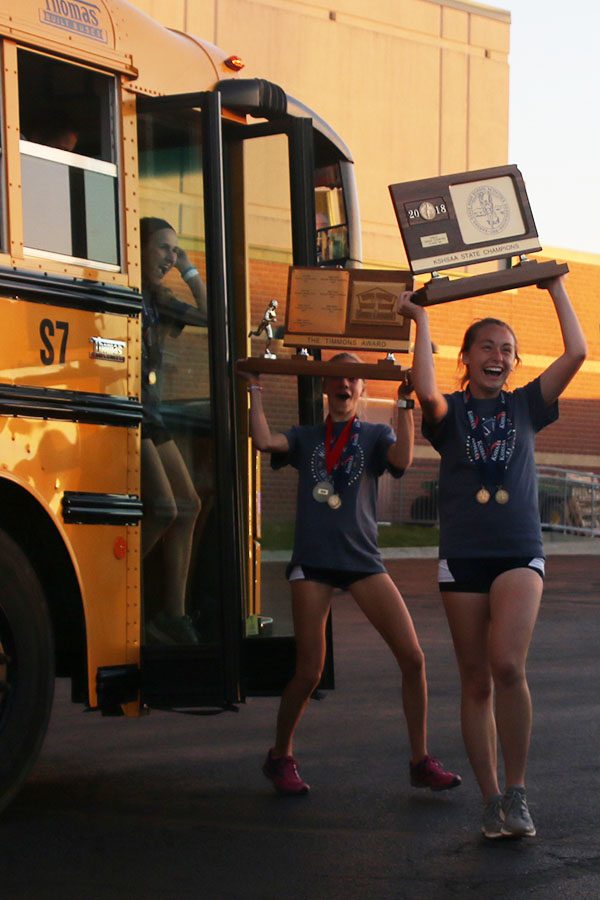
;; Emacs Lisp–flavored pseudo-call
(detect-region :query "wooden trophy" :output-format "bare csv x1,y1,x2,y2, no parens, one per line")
236,267,414,382
389,165,568,306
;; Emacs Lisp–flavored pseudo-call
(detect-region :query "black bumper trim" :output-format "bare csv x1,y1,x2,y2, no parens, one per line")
0,267,141,316
62,491,143,525
0,383,142,427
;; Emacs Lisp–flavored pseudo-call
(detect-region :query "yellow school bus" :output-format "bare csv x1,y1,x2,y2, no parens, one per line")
0,0,360,808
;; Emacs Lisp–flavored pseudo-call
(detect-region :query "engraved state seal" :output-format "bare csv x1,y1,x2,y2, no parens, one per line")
466,185,510,235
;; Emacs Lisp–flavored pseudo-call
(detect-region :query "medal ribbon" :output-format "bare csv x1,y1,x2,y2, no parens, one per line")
325,415,361,496
463,389,512,492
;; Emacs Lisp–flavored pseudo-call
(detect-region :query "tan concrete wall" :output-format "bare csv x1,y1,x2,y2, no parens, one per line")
128,0,510,267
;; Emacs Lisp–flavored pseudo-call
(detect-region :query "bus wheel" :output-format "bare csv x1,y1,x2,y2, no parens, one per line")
0,531,54,813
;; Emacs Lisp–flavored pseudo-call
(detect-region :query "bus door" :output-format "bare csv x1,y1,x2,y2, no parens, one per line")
135,92,344,705
135,92,243,709
222,115,339,696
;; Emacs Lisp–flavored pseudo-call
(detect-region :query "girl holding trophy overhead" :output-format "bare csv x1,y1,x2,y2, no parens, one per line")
397,276,586,838
242,354,461,796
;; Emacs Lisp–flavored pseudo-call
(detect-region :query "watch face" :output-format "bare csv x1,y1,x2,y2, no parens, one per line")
419,201,437,221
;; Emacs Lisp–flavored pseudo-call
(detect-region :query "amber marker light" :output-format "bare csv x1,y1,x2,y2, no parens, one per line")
224,55,245,71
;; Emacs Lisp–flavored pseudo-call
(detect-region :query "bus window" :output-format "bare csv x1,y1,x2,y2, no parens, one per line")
137,105,221,647
315,162,349,265
18,50,119,268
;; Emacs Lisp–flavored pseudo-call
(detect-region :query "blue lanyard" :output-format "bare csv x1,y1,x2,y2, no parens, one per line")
463,388,513,489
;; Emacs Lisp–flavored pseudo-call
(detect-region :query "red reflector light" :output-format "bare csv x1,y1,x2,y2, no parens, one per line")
114,537,127,560
224,55,245,71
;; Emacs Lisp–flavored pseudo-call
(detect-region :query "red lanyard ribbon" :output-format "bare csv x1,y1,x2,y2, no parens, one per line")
325,415,356,475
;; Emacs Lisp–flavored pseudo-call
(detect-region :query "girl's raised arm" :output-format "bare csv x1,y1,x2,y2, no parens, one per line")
240,373,290,453
387,378,415,471
396,293,448,424
538,276,587,405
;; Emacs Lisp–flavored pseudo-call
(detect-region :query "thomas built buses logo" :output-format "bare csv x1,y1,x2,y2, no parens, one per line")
40,0,108,43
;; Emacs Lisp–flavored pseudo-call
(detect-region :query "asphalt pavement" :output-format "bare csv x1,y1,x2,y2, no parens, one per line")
1,553,599,899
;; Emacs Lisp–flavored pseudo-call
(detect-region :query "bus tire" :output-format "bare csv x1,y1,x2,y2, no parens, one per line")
0,530,54,813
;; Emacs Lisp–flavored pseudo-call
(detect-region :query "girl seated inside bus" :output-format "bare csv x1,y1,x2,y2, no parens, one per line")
241,355,462,795
140,216,207,645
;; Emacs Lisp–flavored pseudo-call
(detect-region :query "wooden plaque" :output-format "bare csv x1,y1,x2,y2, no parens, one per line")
284,266,413,353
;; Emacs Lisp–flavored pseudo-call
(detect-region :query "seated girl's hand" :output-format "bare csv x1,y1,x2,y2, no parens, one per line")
174,246,192,274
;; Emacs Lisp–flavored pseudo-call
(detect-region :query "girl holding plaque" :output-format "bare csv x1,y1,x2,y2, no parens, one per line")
397,276,587,839
242,354,461,796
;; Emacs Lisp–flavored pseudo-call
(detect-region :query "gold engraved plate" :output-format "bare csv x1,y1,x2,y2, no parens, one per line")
476,487,491,504
313,481,332,502
495,488,510,505
327,494,342,510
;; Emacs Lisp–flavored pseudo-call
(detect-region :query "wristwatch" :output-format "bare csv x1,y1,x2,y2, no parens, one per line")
396,397,415,409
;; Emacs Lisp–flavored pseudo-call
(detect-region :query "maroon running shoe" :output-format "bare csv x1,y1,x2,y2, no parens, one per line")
410,755,462,792
262,749,310,795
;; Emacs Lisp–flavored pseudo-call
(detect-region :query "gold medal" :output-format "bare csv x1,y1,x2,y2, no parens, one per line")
495,488,510,505
476,487,491,504
327,494,342,510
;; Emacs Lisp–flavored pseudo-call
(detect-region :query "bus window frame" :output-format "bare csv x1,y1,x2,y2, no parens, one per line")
4,42,124,277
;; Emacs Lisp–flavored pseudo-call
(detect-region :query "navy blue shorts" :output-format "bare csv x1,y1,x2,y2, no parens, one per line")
286,564,377,591
438,557,545,593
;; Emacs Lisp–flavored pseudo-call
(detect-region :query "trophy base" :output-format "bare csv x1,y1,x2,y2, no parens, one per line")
413,259,569,307
236,356,410,382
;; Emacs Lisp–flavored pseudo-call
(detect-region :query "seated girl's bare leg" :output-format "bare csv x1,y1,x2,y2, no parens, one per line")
349,573,427,763
141,437,177,557
155,440,202,617
274,579,333,758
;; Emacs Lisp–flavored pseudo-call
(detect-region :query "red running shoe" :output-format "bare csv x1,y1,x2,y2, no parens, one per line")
410,755,462,792
262,749,310,795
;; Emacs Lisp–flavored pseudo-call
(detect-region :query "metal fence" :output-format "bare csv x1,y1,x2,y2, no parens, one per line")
378,461,600,537
536,466,600,536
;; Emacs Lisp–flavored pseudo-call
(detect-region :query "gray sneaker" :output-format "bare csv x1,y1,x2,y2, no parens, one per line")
502,786,536,837
146,612,199,645
481,794,505,839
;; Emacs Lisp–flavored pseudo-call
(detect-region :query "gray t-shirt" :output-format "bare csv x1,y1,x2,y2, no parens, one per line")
422,378,558,559
272,420,404,572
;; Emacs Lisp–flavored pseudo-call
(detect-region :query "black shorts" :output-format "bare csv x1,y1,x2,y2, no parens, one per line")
142,420,172,446
439,557,545,593
286,564,377,591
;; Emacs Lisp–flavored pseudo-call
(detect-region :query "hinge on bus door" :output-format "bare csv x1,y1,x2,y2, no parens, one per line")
96,664,140,715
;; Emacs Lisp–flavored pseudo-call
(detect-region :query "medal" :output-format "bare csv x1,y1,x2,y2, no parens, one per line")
312,415,361,507
313,481,332,502
495,488,510,505
476,487,491,504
